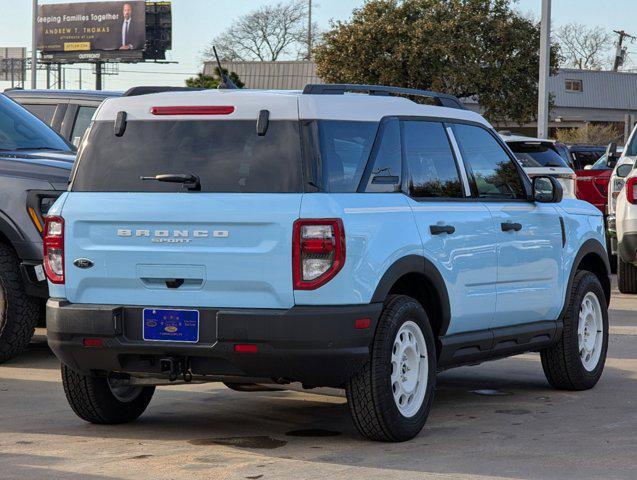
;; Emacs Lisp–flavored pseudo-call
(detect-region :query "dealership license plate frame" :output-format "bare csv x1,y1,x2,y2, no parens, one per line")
142,308,200,343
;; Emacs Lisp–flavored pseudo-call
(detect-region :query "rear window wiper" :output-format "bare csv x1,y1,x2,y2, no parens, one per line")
140,173,201,192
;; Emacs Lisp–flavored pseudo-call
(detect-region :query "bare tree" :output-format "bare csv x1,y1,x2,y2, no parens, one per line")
204,1,314,62
556,23,612,70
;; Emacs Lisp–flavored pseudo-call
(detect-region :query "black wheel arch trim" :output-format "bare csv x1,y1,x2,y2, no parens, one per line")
371,254,452,336
561,238,611,317
0,210,25,246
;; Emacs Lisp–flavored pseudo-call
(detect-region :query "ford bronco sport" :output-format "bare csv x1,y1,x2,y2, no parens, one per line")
46,85,611,442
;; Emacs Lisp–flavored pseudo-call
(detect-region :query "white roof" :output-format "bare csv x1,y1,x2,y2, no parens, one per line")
500,133,555,144
95,89,491,126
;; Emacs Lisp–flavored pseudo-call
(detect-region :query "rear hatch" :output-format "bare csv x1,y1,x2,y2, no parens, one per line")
61,94,302,309
507,141,577,197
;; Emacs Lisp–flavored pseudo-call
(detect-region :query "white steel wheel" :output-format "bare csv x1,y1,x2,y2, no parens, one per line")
390,320,428,418
578,291,604,372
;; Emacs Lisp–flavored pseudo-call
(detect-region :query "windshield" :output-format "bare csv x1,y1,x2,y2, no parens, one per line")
71,120,302,193
507,142,570,168
0,95,71,152
589,155,612,170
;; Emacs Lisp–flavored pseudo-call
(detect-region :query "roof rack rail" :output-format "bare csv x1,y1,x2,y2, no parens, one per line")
123,86,204,97
302,84,466,110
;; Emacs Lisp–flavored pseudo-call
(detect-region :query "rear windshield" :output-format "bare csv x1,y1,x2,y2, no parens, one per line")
71,120,302,193
507,142,570,168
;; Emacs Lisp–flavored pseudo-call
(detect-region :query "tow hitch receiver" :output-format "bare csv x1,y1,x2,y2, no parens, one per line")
160,357,192,382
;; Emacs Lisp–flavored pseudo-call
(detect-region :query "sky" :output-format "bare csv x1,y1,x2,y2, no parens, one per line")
1,0,637,91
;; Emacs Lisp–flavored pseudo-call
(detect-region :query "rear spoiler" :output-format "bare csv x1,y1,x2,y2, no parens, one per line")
123,86,205,97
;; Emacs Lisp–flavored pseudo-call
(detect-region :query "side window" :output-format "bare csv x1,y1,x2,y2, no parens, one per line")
402,120,463,198
364,118,401,192
23,104,57,126
453,124,526,199
317,121,378,192
71,106,97,147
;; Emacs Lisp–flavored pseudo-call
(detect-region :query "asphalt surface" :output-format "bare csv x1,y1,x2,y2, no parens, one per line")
0,278,636,480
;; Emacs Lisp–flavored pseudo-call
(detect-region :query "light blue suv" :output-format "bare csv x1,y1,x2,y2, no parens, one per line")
45,85,611,441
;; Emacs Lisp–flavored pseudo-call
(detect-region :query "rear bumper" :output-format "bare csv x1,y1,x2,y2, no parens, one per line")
618,232,637,264
46,299,382,388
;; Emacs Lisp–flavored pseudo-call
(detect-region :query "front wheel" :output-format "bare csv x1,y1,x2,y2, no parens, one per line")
541,271,608,390
61,365,155,424
346,295,436,442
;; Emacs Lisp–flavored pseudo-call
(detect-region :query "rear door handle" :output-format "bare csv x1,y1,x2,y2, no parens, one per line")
501,222,522,232
430,225,456,235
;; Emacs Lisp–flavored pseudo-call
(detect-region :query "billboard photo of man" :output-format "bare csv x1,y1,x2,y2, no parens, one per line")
119,2,143,50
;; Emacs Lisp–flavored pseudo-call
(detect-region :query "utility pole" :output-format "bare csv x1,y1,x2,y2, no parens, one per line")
537,0,551,139
95,62,102,90
613,30,635,71
31,0,38,89
307,0,313,60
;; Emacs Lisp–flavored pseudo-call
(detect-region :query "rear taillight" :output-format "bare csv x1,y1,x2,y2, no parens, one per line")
293,219,345,290
43,216,64,284
627,178,637,204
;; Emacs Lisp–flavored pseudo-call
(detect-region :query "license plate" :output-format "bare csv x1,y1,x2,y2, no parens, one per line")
143,308,199,343
614,179,625,191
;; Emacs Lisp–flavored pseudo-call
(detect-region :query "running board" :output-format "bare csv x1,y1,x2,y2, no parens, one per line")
437,320,562,370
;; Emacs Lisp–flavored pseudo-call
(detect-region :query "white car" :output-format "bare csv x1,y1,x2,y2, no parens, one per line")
611,132,637,292
501,133,576,198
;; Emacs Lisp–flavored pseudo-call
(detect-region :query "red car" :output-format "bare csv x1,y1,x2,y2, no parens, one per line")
575,152,620,214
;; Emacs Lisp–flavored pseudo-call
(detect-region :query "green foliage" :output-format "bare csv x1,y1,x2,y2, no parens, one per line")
314,0,558,125
555,124,622,145
185,67,245,89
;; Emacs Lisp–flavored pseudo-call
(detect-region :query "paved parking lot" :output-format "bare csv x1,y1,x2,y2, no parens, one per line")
1,278,636,480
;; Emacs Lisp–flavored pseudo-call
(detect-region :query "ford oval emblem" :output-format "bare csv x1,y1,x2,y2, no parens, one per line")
73,258,94,269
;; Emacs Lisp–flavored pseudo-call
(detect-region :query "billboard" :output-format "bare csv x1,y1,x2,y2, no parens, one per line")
0,47,26,82
37,1,146,54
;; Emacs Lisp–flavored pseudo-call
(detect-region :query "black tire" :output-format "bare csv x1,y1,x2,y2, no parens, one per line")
617,256,637,294
346,295,436,442
61,364,155,424
0,243,40,363
541,271,608,390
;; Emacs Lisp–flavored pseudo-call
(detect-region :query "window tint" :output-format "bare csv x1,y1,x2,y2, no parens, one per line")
364,118,401,192
402,121,463,198
507,142,570,168
0,95,70,152
572,150,604,169
22,104,57,126
311,121,377,192
453,124,526,199
72,120,302,193
71,106,96,147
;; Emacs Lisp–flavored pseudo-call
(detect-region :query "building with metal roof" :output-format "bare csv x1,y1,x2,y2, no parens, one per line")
204,61,637,141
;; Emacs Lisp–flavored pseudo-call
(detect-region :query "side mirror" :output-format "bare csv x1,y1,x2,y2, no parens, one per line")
606,142,618,159
607,157,618,169
617,164,633,178
533,175,563,203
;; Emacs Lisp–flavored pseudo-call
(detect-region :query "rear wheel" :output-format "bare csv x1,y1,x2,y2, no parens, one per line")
541,271,608,390
0,244,40,363
61,365,155,424
617,256,637,294
346,295,436,442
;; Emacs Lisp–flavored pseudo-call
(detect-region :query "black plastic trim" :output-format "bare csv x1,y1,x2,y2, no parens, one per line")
561,239,611,316
438,320,561,369
20,261,49,298
371,255,451,336
46,299,383,387
302,84,466,110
